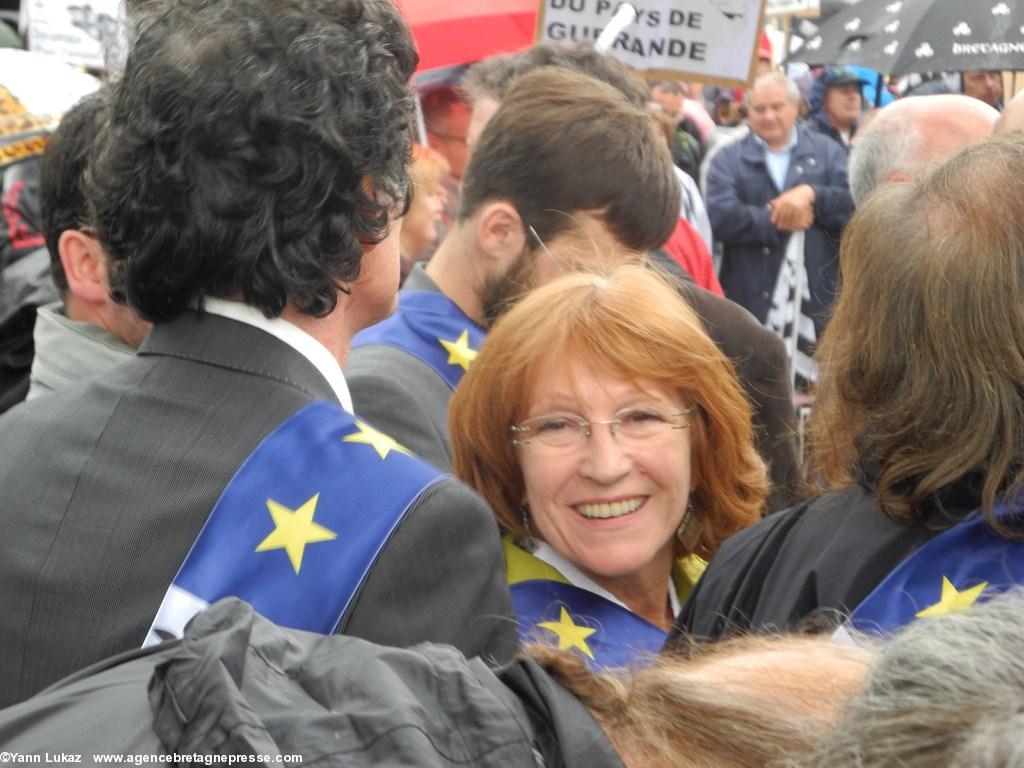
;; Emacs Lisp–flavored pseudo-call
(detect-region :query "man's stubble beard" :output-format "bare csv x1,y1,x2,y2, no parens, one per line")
480,247,540,327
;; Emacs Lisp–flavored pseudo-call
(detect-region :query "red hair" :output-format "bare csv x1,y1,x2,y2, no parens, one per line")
450,264,766,557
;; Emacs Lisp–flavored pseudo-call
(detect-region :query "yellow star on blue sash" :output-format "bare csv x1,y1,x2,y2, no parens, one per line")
915,576,988,619
255,493,337,574
438,330,478,371
343,420,413,460
538,606,597,659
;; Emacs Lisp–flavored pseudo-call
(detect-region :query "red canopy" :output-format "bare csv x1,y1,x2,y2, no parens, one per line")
398,0,538,72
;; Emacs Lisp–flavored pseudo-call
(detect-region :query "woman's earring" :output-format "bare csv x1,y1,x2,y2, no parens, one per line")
521,504,533,537
517,504,537,549
676,501,702,553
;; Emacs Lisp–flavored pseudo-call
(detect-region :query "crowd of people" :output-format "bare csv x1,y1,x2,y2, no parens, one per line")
1,0,1024,763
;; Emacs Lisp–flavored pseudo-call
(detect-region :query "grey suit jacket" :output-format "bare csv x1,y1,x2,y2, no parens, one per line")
347,266,457,471
0,312,516,708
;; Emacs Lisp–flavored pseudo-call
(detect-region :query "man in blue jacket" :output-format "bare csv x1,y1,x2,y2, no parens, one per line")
806,67,868,151
706,72,853,337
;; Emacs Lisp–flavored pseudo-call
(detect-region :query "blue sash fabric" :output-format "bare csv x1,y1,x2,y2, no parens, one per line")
504,539,676,668
352,289,486,391
144,402,443,646
843,505,1024,637
510,580,668,669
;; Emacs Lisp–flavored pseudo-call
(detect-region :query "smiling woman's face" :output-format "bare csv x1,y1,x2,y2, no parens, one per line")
515,357,693,601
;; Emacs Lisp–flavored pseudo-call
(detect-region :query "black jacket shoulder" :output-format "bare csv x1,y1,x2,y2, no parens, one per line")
668,483,944,642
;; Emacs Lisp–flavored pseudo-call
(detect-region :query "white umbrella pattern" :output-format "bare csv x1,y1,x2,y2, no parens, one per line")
788,0,1024,76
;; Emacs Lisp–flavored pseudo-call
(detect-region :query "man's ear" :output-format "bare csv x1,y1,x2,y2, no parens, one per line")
59,229,110,305
475,201,528,267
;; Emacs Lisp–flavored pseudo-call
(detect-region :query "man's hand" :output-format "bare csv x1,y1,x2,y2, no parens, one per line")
770,184,816,231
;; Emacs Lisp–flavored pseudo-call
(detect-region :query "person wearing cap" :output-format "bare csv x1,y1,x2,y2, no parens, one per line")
807,67,868,150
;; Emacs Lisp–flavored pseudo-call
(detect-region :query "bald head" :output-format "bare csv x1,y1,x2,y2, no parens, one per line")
995,89,1024,134
848,94,998,204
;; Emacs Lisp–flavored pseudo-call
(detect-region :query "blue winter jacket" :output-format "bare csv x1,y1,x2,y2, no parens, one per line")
706,125,853,331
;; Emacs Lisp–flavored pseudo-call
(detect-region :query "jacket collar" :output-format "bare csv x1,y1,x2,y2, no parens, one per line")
740,125,822,191
856,457,985,526
740,124,819,165
139,312,340,405
402,262,444,294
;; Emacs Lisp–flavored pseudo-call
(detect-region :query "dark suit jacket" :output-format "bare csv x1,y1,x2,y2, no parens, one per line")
649,253,802,512
0,312,517,707
706,126,853,331
667,474,981,643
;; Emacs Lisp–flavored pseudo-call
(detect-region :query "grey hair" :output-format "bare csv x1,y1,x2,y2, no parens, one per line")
848,94,998,205
952,712,1024,768
848,111,922,205
783,590,1024,768
745,72,801,107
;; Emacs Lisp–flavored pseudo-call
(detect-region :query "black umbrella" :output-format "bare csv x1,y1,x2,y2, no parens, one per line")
787,0,1024,76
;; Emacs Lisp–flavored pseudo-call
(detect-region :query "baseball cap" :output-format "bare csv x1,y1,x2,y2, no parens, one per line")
822,66,870,88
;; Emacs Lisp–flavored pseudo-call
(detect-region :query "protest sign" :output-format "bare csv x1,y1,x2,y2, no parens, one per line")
25,0,126,71
765,0,820,16
536,0,767,85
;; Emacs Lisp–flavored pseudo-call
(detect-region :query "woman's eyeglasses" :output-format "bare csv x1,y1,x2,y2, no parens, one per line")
509,407,692,450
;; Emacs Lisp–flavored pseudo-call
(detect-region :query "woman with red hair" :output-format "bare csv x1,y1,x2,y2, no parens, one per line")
450,264,766,666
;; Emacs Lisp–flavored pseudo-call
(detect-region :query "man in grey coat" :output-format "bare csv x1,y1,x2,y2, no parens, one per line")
0,597,869,766
28,89,149,399
0,0,516,708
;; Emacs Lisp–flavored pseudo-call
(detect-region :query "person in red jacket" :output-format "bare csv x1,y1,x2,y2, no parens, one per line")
661,217,724,296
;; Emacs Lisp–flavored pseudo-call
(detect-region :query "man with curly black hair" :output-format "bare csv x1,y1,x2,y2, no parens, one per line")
0,0,516,708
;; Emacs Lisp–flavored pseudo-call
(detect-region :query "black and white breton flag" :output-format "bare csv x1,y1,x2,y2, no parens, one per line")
765,231,818,391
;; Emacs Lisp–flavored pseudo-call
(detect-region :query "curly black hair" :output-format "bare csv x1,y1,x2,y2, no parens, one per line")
90,0,417,322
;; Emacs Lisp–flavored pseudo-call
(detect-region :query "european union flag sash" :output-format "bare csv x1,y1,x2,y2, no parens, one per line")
352,290,486,391
510,580,668,669
841,505,1024,639
144,402,443,647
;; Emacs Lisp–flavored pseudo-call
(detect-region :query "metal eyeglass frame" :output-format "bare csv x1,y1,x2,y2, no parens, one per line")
509,408,693,447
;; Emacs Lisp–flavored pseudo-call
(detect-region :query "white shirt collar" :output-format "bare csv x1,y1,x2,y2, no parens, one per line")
754,127,798,154
530,540,681,617
202,297,353,413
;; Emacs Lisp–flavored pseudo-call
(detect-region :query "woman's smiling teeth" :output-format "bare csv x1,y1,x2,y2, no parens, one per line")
575,497,646,519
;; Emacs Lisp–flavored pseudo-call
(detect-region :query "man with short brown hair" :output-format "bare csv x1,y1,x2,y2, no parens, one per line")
348,68,680,472
352,54,804,513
